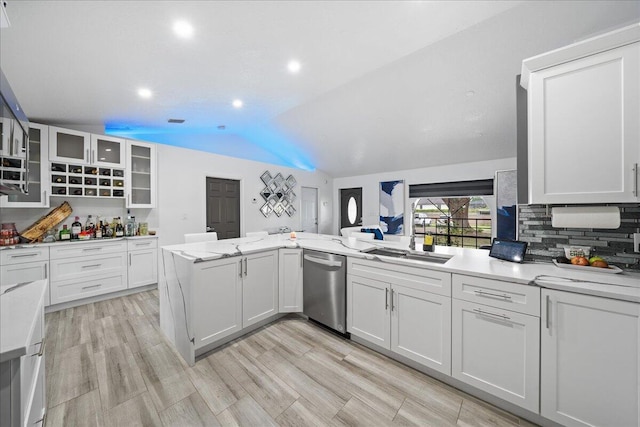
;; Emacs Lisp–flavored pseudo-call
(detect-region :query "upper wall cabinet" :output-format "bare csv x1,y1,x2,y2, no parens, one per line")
0,123,50,208
49,126,125,168
126,140,157,208
522,24,640,204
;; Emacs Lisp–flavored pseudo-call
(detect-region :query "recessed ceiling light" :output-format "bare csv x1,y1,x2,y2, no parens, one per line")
173,20,194,38
232,99,243,109
137,88,152,99
287,60,301,73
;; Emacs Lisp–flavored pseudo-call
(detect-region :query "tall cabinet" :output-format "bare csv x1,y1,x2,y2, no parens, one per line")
522,24,640,204
0,123,49,208
126,140,157,208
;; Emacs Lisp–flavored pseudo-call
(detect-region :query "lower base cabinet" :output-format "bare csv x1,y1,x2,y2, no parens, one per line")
347,258,452,375
541,289,640,427
452,299,540,412
278,248,303,313
127,238,158,288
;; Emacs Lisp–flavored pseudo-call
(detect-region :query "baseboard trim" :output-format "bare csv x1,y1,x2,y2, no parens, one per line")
45,284,157,313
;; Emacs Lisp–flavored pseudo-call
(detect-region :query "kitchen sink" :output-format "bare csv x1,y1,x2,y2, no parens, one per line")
361,247,452,264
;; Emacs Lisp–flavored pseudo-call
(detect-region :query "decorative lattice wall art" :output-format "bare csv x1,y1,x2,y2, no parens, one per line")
259,171,297,217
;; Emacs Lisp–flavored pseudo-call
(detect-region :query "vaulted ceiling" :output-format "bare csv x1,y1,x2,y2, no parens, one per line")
1,1,638,176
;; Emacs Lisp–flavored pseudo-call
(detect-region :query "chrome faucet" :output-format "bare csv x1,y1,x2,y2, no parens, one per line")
409,201,417,251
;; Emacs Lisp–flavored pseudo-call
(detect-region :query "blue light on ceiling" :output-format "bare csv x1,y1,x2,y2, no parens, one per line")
105,122,315,171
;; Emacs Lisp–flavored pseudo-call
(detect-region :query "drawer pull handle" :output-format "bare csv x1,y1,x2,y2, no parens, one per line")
474,290,512,300
135,242,152,246
81,264,101,269
31,341,45,357
82,284,102,290
83,247,102,252
10,253,39,258
473,308,511,321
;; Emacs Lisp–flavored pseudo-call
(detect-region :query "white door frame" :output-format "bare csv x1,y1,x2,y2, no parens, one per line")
300,186,318,233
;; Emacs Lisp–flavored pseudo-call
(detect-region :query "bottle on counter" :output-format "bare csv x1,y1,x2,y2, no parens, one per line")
115,217,124,237
71,216,82,240
95,220,103,239
85,215,94,237
59,224,71,241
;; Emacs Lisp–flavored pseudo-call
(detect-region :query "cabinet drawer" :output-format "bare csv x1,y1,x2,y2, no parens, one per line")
51,253,126,282
452,274,540,316
348,257,451,296
49,240,126,260
0,247,49,265
50,274,126,304
127,238,157,251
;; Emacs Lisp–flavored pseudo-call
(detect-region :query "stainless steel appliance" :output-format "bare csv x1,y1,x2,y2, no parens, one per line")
303,249,348,334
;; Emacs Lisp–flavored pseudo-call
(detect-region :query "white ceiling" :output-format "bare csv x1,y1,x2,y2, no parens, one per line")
1,1,638,176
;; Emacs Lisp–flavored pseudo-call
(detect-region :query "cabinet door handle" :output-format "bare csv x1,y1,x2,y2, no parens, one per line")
391,289,395,311
239,259,243,278
244,258,248,276
31,341,45,357
44,263,48,279
473,308,511,321
633,163,638,197
129,253,132,266
86,148,90,163
385,288,389,310
474,289,512,300
546,295,551,329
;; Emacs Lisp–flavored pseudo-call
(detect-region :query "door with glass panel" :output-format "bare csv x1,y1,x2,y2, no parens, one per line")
340,187,362,230
126,140,156,208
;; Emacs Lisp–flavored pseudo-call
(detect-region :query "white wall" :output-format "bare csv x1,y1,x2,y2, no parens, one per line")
0,141,333,246
156,144,333,248
332,157,517,235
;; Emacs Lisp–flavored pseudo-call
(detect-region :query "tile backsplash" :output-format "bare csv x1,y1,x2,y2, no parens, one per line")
518,204,640,271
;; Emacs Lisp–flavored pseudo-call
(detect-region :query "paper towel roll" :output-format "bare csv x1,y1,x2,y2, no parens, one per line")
551,206,620,229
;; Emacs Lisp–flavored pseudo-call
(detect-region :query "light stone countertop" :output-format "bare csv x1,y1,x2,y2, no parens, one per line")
0,279,47,362
0,235,158,251
162,232,640,303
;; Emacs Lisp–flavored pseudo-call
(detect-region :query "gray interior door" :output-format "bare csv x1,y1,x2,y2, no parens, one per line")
340,187,362,230
206,177,240,239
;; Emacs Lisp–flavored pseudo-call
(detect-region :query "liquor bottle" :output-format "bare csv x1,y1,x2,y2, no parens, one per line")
71,216,82,239
71,166,82,174
95,220,103,239
85,215,94,237
59,224,71,241
69,177,80,184
115,217,124,237
54,176,64,183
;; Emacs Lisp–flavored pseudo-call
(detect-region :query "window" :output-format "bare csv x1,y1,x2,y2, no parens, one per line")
409,179,494,249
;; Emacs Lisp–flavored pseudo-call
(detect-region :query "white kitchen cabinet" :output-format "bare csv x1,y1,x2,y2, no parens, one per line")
0,281,46,427
347,257,451,374
192,256,243,349
0,246,50,307
242,250,278,328
0,123,50,208
49,240,127,305
278,248,303,313
48,126,91,164
49,126,125,168
525,38,639,203
452,274,540,412
127,238,158,289
348,274,390,348
126,140,157,208
541,289,640,427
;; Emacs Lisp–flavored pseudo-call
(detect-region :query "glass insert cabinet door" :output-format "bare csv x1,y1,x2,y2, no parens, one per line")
91,134,125,167
126,140,156,208
49,126,90,163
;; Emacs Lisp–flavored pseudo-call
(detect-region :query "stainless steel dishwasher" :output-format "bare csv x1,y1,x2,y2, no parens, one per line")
303,249,348,334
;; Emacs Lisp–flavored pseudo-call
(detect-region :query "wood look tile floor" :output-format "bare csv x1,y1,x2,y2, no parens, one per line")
44,290,537,427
